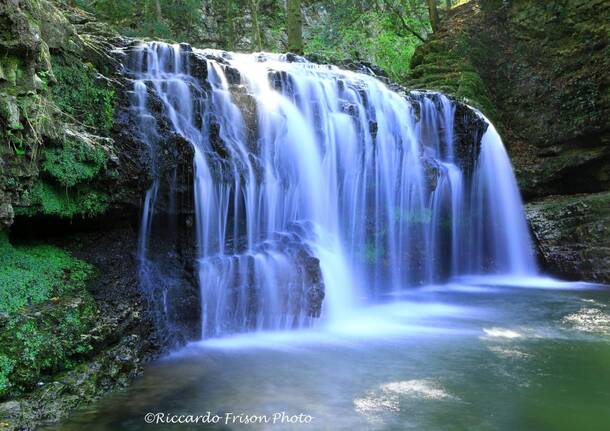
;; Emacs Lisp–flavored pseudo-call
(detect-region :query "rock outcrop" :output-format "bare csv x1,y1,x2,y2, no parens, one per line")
0,2,159,429
526,192,610,283
0,0,149,228
406,0,610,283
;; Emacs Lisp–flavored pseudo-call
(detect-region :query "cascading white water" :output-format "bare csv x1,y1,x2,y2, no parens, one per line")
467,119,537,275
126,43,537,339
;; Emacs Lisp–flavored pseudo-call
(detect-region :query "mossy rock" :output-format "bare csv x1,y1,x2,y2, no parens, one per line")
0,231,93,315
0,231,99,399
0,294,99,400
404,7,497,118
51,56,116,133
15,180,109,219
1,0,121,227
42,136,108,188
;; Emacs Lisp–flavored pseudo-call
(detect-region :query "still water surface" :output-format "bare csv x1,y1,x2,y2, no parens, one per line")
48,279,610,431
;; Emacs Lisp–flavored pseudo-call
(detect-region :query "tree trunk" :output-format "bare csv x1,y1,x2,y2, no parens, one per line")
226,0,235,51
287,0,303,54
249,0,263,51
154,0,163,21
426,0,440,32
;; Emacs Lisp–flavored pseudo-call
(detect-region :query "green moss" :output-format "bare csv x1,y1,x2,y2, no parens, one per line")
0,231,93,314
15,180,109,219
0,232,97,399
0,55,21,88
42,138,107,187
7,106,112,218
405,18,497,117
0,296,98,399
0,355,16,394
51,58,116,132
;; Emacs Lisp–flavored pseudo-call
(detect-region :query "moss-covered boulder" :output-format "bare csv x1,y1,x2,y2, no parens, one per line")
0,232,92,316
0,334,142,428
0,295,98,399
407,0,610,196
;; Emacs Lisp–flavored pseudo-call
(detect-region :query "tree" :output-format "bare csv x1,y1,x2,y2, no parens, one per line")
287,0,303,54
249,0,263,51
225,0,236,50
154,0,163,21
426,0,440,32
379,0,426,42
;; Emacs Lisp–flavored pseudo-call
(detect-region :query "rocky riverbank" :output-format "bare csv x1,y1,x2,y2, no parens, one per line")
0,1,157,428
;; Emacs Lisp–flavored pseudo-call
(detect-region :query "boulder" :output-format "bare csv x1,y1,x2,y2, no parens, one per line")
525,192,610,283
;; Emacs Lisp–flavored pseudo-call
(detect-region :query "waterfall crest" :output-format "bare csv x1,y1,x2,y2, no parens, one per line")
125,43,536,338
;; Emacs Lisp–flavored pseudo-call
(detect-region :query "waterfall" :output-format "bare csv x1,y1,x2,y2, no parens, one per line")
125,43,537,339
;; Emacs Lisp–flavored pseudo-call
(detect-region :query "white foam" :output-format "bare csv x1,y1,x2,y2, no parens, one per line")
381,379,454,400
455,275,604,290
482,327,522,339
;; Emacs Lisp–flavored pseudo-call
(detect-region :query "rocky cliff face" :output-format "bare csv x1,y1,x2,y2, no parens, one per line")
406,0,610,283
0,2,161,429
2,1,122,227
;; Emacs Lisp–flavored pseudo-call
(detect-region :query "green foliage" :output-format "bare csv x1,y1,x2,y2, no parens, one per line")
42,138,107,188
16,180,109,219
67,0,432,80
0,296,97,399
0,355,16,394
0,232,93,314
305,1,430,82
51,60,116,132
0,232,96,399
0,55,22,88
1,129,26,156
70,0,203,42
16,132,110,219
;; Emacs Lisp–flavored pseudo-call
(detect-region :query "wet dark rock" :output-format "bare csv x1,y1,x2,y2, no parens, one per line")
301,255,325,318
421,157,441,191
188,50,210,82
452,101,488,177
230,85,258,141
369,121,378,140
525,192,610,283
305,54,389,80
223,65,241,85
268,70,294,94
340,101,358,117
284,53,304,63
